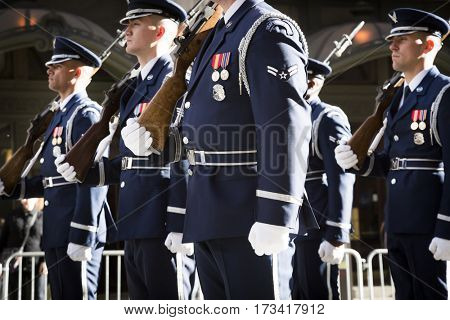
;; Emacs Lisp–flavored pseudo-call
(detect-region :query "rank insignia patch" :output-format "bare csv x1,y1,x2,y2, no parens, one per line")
267,65,298,81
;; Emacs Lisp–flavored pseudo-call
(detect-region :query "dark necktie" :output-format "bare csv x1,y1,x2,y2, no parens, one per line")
397,85,411,112
403,85,411,101
135,74,142,87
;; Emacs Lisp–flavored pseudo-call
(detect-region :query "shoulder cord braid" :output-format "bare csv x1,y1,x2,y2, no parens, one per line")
430,83,450,147
65,102,101,151
238,13,309,97
312,107,348,160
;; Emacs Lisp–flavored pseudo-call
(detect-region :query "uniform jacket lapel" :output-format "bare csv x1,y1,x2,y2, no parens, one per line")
42,92,87,147
391,67,440,125
120,55,172,124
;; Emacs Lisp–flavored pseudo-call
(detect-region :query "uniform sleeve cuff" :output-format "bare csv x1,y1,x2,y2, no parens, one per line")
435,213,450,240
256,189,303,205
166,207,186,233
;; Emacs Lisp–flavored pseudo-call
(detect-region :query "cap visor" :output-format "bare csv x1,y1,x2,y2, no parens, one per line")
45,57,73,66
119,13,153,25
385,30,423,40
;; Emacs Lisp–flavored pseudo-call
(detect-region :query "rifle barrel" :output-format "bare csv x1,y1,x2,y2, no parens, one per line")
348,21,365,41
322,21,365,64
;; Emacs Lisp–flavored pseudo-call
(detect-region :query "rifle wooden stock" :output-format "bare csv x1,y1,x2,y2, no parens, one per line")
65,77,134,182
0,106,56,194
348,73,404,167
138,6,224,152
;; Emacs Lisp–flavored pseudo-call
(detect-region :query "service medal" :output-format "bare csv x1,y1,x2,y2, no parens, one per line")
220,69,229,81
410,110,419,131
418,109,427,131
414,132,425,145
134,103,145,117
211,52,231,82
56,126,63,145
211,54,221,82
220,52,231,81
52,127,60,146
212,70,220,82
418,121,427,130
212,84,226,102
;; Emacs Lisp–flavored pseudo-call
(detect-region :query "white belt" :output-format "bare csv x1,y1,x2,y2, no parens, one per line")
186,149,258,166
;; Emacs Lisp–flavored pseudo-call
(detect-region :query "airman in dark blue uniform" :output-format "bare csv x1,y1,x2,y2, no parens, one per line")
293,59,355,300
122,0,313,299
336,8,450,299
1,37,108,299
55,0,195,300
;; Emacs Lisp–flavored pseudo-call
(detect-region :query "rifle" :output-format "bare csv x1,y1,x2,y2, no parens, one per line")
65,0,223,182
137,1,223,152
64,64,139,182
348,72,404,167
0,31,126,195
323,21,365,65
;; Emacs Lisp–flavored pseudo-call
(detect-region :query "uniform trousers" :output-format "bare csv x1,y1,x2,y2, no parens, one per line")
45,245,103,300
194,236,295,300
293,230,339,300
387,233,447,299
124,238,195,300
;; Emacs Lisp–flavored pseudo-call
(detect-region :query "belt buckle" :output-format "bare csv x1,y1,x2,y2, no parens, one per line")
187,150,195,166
121,157,132,170
198,151,206,165
44,178,54,188
391,158,399,170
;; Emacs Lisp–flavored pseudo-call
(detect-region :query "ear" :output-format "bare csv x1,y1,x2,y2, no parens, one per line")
423,38,435,54
74,67,82,78
156,24,165,40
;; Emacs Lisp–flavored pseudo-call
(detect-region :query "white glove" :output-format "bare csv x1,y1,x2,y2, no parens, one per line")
318,240,345,264
164,232,194,256
55,155,77,182
248,222,290,256
335,141,358,170
67,243,92,262
429,237,450,261
95,117,119,162
0,179,5,195
121,118,153,156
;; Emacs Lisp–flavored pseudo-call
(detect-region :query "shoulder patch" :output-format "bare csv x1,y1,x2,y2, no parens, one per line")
265,18,294,36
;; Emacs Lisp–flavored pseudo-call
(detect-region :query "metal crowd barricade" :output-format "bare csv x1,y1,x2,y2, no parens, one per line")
1,250,125,300
334,248,365,300
1,251,48,300
366,249,395,300
102,250,124,300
